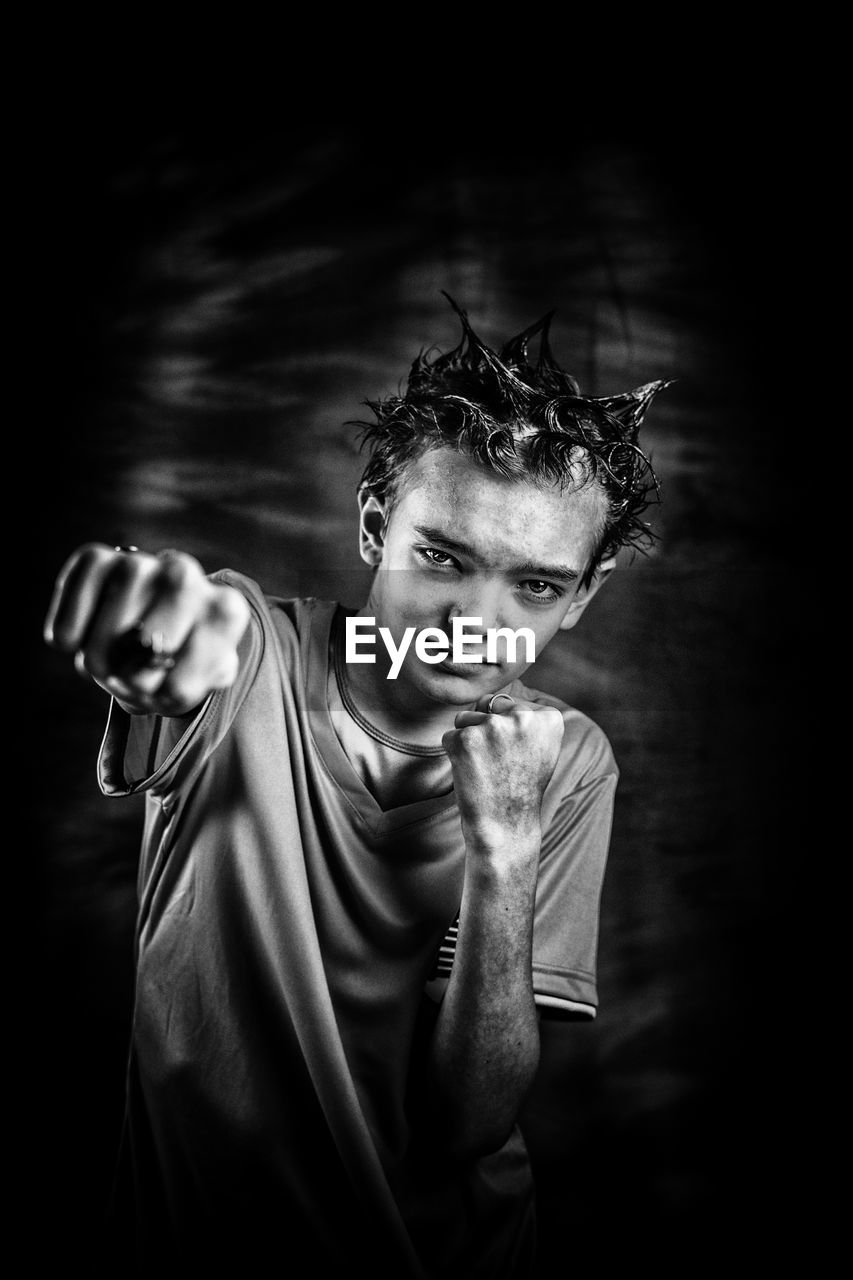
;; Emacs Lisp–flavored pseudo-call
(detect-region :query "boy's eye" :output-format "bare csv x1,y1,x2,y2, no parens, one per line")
520,580,562,603
418,547,457,567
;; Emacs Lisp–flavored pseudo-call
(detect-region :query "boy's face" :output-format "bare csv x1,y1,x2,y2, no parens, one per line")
358,446,612,707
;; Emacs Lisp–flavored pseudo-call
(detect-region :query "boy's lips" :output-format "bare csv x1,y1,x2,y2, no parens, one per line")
437,657,497,676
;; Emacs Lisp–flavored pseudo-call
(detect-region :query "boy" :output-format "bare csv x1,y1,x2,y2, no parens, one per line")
44,298,669,1278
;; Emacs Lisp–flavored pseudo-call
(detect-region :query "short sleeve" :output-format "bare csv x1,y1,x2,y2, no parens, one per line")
96,570,269,800
531,769,617,1018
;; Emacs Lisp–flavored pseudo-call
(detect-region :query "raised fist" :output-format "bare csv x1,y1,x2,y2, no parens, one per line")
442,693,565,858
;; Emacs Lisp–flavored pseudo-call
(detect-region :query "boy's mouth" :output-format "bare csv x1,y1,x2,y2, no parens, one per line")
436,657,498,676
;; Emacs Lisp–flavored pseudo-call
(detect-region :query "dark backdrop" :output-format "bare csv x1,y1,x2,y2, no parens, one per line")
23,99,798,1274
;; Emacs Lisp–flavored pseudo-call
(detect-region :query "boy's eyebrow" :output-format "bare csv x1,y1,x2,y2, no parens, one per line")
511,560,580,583
413,525,581,582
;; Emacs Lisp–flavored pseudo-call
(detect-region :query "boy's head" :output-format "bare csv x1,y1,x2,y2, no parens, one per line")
356,295,672,590
350,297,671,704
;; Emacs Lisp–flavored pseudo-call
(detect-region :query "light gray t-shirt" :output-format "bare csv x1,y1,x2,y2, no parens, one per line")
99,571,618,1278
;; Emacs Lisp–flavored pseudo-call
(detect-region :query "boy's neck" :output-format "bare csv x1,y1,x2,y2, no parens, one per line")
340,607,474,748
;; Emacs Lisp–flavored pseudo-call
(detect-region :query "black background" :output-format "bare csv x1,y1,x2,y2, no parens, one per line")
20,69,804,1276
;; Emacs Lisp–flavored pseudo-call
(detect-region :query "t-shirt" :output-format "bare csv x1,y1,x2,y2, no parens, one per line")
98,572,618,1279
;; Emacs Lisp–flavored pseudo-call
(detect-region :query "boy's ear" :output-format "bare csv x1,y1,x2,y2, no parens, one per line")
357,488,387,567
558,557,616,631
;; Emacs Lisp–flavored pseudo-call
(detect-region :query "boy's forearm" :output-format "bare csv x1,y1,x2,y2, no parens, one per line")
428,693,564,1159
427,836,541,1161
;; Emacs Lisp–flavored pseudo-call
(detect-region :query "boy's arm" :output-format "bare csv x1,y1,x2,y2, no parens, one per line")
427,697,564,1161
44,543,250,716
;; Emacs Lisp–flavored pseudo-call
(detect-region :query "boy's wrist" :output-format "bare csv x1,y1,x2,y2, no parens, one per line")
463,824,541,878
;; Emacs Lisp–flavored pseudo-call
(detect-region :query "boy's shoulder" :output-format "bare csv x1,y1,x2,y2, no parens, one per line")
210,570,332,640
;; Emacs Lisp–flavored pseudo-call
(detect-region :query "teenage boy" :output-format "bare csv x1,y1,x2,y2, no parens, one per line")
44,299,670,1278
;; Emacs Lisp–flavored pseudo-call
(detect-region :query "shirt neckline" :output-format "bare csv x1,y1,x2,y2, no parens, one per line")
331,612,448,758
303,600,460,835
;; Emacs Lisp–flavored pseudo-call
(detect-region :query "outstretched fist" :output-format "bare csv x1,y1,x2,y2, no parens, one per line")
44,543,250,717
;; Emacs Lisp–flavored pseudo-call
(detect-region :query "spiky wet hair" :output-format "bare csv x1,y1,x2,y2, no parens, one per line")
355,294,673,582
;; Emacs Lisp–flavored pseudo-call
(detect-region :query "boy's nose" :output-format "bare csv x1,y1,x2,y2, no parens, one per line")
446,595,504,644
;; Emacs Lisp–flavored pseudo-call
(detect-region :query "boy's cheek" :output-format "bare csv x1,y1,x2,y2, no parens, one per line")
377,569,450,621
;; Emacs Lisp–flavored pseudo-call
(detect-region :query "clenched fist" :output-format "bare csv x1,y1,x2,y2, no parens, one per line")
43,543,251,717
442,694,565,860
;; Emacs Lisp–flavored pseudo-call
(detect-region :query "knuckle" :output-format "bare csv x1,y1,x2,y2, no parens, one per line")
545,705,565,734
103,553,142,593
208,585,250,630
76,542,115,573
53,543,113,601
156,550,202,591
79,540,113,558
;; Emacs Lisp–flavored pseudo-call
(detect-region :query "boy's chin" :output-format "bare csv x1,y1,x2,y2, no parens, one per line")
407,661,515,705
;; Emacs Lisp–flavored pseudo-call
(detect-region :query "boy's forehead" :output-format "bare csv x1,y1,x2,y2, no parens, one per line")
390,447,606,564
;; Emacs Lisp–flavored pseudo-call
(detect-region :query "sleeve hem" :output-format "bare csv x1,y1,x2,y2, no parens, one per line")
534,993,597,1019
532,965,597,1015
